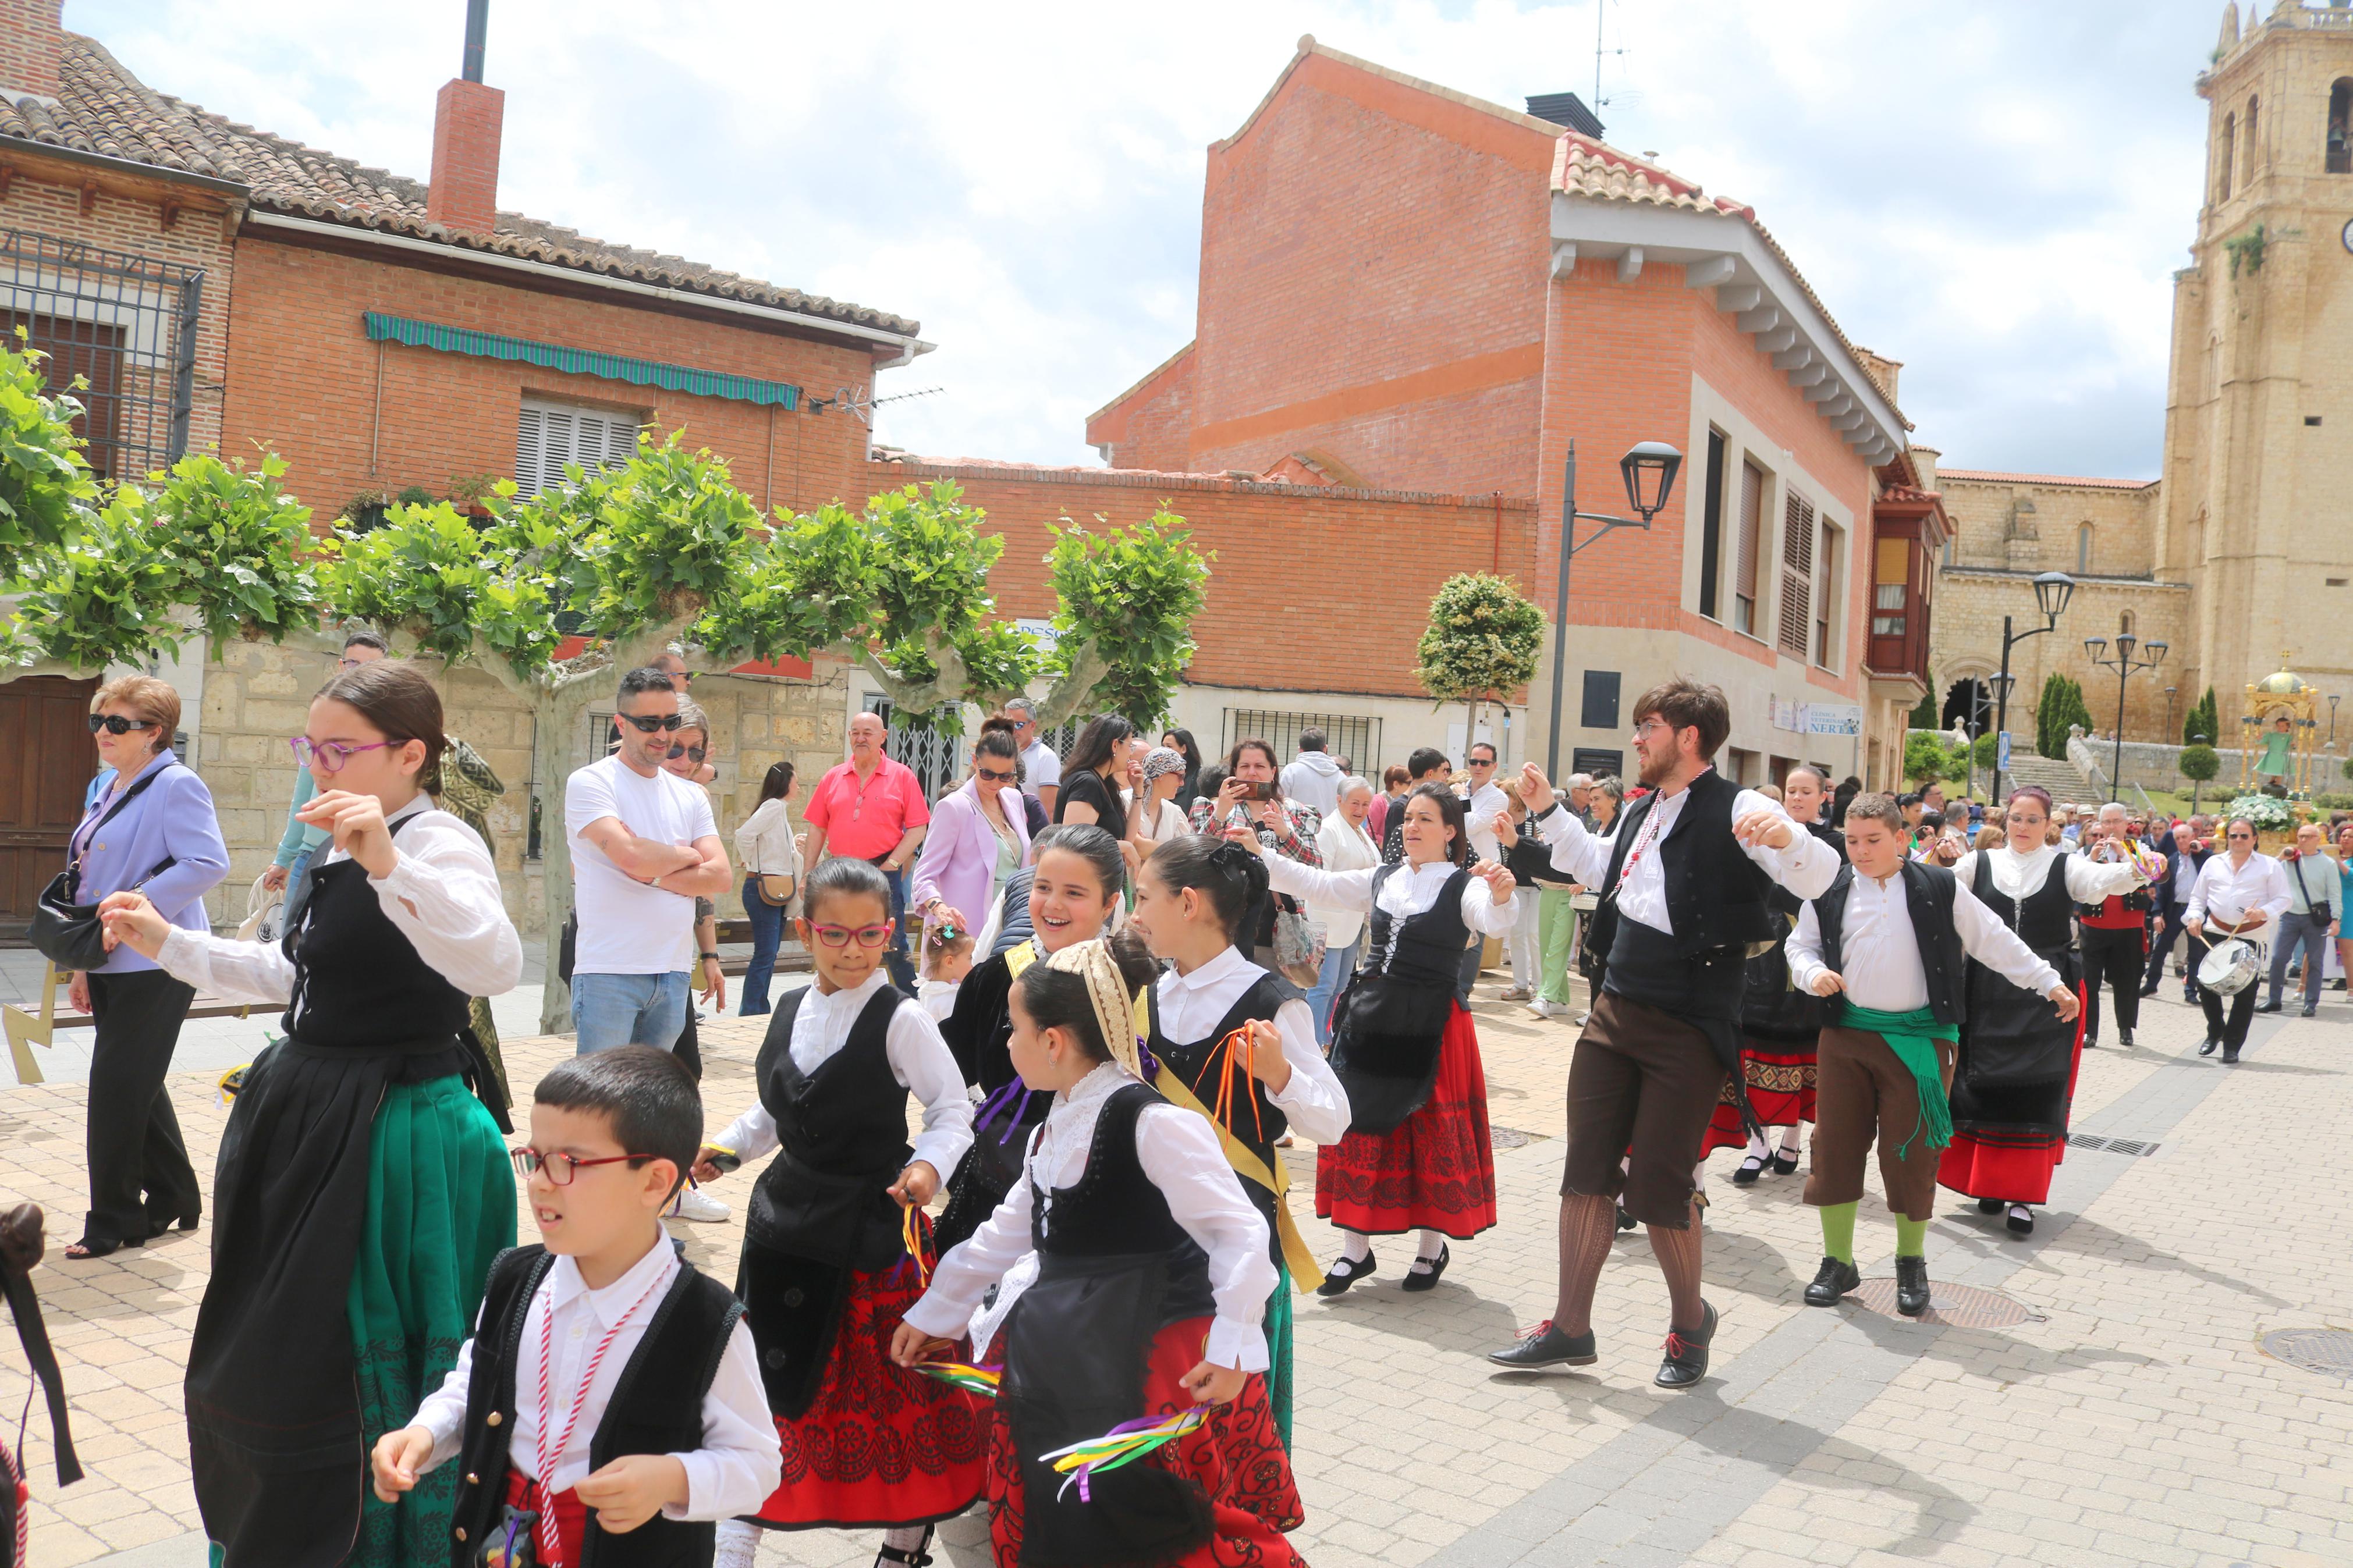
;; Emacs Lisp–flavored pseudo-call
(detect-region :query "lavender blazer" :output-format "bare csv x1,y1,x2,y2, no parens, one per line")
68,750,229,975
909,777,1030,930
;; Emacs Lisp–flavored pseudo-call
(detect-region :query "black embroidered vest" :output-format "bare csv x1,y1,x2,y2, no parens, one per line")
1812,859,1968,1027
1592,770,1780,961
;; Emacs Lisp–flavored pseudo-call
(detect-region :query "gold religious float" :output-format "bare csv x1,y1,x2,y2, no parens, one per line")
2238,653,2321,798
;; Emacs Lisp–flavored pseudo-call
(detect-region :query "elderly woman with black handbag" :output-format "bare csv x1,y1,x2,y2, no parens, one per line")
44,675,228,1261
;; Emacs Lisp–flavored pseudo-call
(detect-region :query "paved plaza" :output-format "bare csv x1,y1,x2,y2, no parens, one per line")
3,969,2350,1567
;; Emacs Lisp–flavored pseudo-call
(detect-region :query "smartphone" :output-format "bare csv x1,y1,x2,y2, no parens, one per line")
702,1145,743,1175
1240,780,1281,801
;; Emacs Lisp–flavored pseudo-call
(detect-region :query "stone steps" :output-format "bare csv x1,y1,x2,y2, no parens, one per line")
2000,751,2090,801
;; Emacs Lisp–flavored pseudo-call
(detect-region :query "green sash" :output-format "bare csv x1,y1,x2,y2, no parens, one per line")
1837,1000,1956,1160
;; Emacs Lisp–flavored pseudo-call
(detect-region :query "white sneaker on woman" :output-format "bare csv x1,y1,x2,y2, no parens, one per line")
669,1186,731,1223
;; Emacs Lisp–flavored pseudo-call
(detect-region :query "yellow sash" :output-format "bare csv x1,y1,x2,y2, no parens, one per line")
1142,992,1322,1289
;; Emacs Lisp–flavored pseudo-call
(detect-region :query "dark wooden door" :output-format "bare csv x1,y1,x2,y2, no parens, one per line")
0,675,100,941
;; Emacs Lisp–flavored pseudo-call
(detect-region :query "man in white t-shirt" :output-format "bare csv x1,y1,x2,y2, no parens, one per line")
566,665,731,1054
1463,741,1511,863
1005,696,1063,815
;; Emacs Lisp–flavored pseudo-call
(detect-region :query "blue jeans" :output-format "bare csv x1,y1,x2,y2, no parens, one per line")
2266,909,2331,1012
871,858,917,994
571,971,689,1054
739,874,788,1016
1304,939,1360,1047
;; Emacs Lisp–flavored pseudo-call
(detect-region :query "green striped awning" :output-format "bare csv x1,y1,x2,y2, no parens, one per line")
363,312,801,409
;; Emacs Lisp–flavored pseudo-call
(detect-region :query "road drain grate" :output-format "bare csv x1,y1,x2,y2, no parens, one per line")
2068,1133,2161,1157
1491,1126,1548,1150
2262,1328,2353,1379
1848,1279,2045,1328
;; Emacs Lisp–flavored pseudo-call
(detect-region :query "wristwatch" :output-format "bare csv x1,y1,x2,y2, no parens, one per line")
700,951,721,962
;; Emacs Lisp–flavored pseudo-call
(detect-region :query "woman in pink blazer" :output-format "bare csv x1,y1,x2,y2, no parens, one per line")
910,727,1031,936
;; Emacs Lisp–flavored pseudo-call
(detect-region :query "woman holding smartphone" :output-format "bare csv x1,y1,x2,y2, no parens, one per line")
1187,738,1323,959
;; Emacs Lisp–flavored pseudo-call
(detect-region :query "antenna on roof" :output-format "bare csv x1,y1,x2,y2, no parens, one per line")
462,0,489,83
1593,0,1628,115
807,386,943,426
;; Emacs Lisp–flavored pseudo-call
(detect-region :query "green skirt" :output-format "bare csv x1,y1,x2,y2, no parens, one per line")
1264,1261,1294,1447
350,1075,516,1568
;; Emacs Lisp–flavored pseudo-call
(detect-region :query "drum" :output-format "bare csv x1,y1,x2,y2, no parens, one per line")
2197,937,2264,996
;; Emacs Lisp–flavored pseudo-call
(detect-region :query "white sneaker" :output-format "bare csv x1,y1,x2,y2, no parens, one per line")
1526,998,1559,1020
669,1186,731,1223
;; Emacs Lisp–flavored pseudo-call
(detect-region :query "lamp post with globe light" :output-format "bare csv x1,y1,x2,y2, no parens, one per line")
1544,440,1683,776
1992,571,2077,803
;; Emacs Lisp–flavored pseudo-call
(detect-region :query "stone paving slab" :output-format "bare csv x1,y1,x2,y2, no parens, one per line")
3,973,2350,1566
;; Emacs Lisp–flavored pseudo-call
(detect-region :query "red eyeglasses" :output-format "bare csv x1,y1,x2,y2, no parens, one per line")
510,1148,655,1185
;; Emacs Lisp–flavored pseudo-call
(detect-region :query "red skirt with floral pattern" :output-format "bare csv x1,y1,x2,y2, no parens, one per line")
1315,1003,1497,1238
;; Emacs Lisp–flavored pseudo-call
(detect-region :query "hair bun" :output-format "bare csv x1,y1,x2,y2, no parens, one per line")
1211,838,1272,901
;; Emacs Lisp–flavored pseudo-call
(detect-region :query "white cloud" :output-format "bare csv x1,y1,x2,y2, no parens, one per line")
88,0,2223,481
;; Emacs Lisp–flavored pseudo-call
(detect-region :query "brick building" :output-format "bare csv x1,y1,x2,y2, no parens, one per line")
1085,38,1935,790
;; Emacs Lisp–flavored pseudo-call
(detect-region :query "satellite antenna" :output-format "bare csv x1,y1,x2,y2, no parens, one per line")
807,385,943,426
1593,0,1628,115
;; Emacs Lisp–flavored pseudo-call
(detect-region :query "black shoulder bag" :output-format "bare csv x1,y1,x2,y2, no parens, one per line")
26,766,180,971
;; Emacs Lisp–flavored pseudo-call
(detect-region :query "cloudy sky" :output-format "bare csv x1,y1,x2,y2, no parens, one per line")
97,0,2230,481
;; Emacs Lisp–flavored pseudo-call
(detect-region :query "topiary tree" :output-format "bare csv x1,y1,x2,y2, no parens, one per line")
2181,744,2221,784
1904,730,1961,785
2184,685,2219,746
1416,572,1545,753
1910,690,1937,729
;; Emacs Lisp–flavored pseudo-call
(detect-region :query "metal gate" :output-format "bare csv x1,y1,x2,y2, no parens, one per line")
0,227,203,481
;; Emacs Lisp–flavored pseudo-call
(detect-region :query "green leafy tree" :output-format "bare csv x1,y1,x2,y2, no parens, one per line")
2184,685,2219,746
1904,730,1961,785
7,413,1211,1029
0,337,99,554
1415,573,1545,745
1910,691,1937,728
2180,744,2221,785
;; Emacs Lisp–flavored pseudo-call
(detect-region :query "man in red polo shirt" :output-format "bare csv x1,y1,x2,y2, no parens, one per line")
802,711,931,992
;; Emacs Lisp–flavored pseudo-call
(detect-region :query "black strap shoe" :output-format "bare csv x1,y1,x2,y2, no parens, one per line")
1770,1148,1800,1175
1487,1318,1598,1368
2005,1205,2035,1236
1615,1203,1637,1232
1653,1300,1717,1388
2119,1028,2134,1048
1401,1243,1450,1292
1802,1256,1859,1306
1733,1153,1767,1186
1895,1255,1933,1316
2198,1037,2219,1057
876,1527,935,1567
1316,1251,1377,1297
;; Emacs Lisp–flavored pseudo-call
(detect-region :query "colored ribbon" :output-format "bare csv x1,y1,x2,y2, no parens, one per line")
914,1359,1002,1399
1041,1408,1210,1502
900,1202,935,1288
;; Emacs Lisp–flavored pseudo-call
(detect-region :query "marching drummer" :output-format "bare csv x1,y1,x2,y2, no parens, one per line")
2184,818,2290,1064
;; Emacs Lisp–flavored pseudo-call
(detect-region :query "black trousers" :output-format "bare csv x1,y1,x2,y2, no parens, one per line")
2202,980,2258,1054
2143,906,2195,995
2079,926,2145,1040
84,968,201,1245
675,1002,702,1081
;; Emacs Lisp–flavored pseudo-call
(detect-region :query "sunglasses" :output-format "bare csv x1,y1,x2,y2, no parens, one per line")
290,736,393,773
975,765,1018,784
667,744,708,763
618,712,684,733
87,714,157,735
807,922,895,949
510,1147,655,1185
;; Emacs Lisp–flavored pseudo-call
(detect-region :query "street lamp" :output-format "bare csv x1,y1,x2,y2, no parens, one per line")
2331,693,2341,747
2163,685,2180,748
1544,440,1683,776
2084,630,2167,797
1992,571,2077,802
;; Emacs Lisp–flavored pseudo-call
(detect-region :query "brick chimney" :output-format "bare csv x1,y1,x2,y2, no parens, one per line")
0,0,66,99
425,0,501,235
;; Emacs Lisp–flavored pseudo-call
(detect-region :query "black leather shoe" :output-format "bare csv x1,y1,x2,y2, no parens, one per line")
1487,1319,1598,1368
2138,983,2160,998
2118,1028,2135,1048
1316,1251,1376,1297
1803,1256,1859,1306
1401,1244,1449,1292
1654,1300,1717,1388
875,1527,935,1567
1733,1154,1767,1186
2257,1001,2282,1014
2082,1037,2098,1051
2006,1206,2035,1236
2221,1048,2241,1064
1615,1204,1637,1232
2199,1037,2219,1057
1975,1197,2003,1214
1895,1255,1932,1316
1770,1149,1800,1175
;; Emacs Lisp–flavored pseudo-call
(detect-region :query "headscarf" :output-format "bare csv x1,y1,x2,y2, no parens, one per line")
1044,936,1142,1075
1141,746,1186,784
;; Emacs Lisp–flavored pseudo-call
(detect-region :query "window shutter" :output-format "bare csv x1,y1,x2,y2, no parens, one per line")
1779,491,1815,656
1734,460,1764,633
516,400,644,499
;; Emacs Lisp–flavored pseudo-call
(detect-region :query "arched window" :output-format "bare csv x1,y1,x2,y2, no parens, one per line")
2330,79,2352,174
2120,610,2135,637
2245,95,2260,184
2220,111,2236,201
2077,524,2093,573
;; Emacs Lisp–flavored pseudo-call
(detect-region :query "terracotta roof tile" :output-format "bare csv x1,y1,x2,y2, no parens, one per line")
4,37,919,339
1935,469,2157,491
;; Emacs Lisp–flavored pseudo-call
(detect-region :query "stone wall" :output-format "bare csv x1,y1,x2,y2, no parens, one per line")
1928,565,2194,744
189,636,856,936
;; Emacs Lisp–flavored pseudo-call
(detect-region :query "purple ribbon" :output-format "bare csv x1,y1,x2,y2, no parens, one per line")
975,1079,1037,1146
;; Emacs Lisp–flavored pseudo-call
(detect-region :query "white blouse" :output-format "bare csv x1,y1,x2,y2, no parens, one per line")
711,970,974,1181
902,1062,1276,1370
1149,945,1351,1144
1262,852,1518,936
153,797,522,1018
1951,844,2152,906
1311,812,1383,948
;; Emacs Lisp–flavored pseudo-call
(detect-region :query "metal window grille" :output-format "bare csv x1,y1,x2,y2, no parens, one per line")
865,696,971,801
1219,709,1380,777
0,227,203,481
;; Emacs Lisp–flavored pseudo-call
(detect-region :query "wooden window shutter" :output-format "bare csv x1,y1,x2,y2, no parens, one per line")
1734,460,1764,632
1779,490,1815,656
516,400,643,499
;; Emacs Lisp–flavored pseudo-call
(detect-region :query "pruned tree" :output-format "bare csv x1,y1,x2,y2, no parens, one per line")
1416,572,1545,753
5,384,1212,1029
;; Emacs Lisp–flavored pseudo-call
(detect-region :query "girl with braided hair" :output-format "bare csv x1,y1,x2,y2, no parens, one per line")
1241,783,1517,1295
895,931,1308,1568
1129,834,1350,1443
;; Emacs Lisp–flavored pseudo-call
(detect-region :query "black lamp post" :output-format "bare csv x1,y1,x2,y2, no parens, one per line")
2084,629,2167,797
2331,694,2341,747
2163,685,2180,748
1992,571,2077,802
1545,440,1683,776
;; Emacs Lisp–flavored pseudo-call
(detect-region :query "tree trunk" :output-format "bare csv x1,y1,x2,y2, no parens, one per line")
533,679,599,1034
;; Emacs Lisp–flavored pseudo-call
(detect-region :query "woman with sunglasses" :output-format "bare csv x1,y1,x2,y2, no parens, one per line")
97,659,520,1566
58,674,229,1261
909,726,1031,950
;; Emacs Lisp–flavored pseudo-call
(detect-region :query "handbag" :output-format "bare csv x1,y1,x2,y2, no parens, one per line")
25,767,178,970
749,869,795,909
235,874,285,944
1271,905,1326,989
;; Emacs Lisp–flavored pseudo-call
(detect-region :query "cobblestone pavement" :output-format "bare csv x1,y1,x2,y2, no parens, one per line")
3,972,2348,1566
